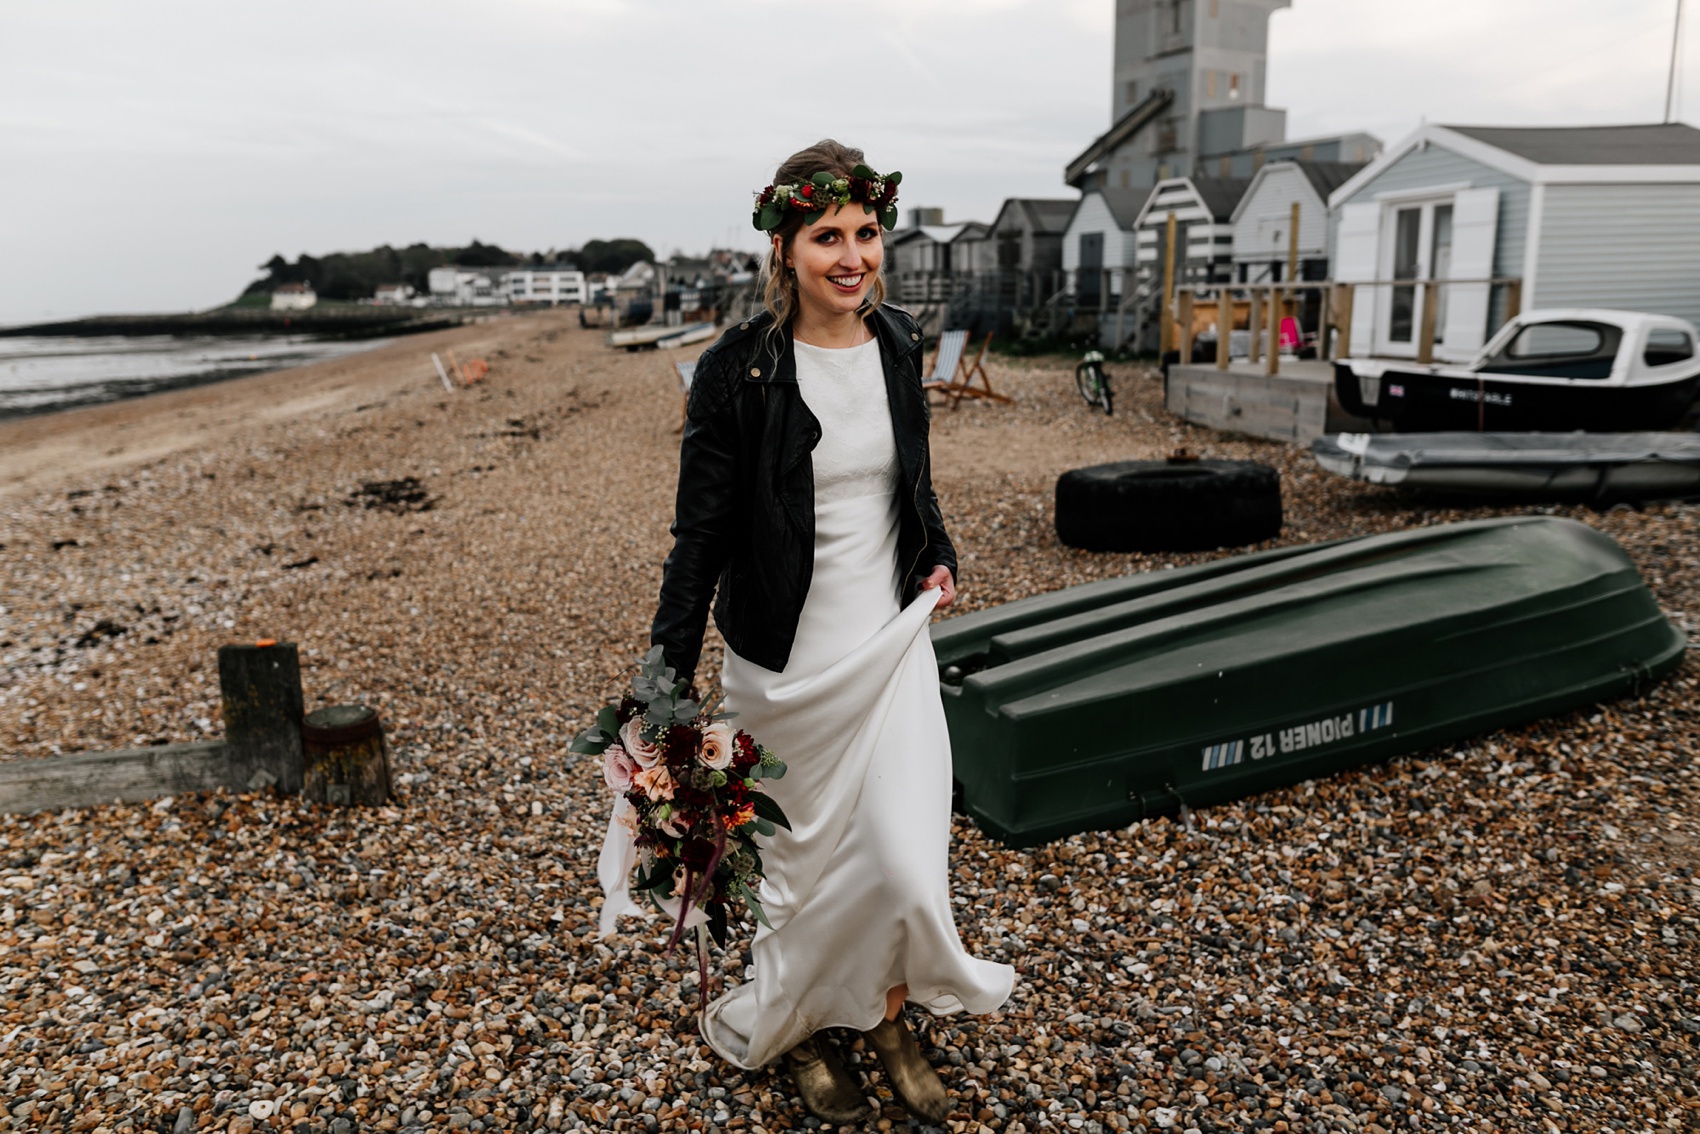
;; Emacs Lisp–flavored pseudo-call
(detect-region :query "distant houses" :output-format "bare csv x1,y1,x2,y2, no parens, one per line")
270,283,316,311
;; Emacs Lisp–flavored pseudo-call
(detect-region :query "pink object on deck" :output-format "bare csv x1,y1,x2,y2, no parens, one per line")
1280,317,1301,351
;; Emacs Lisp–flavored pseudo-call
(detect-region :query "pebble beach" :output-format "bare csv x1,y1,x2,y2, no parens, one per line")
0,308,1696,1132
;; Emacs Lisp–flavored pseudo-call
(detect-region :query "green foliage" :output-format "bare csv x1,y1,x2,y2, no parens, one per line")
239,236,655,303
575,238,656,274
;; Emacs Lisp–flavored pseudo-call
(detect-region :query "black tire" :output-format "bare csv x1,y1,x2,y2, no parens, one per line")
1055,459,1282,552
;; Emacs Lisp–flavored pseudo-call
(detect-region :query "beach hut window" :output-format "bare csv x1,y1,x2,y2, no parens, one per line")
1206,70,1218,98
1229,73,1241,99
1644,329,1695,367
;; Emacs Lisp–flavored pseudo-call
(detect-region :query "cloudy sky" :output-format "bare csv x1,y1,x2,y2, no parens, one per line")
3,0,1694,324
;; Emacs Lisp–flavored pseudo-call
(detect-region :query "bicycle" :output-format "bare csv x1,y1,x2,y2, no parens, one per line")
1075,350,1114,415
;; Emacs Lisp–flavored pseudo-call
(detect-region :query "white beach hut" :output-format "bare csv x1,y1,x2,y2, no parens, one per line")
1229,160,1363,283
1328,122,1700,362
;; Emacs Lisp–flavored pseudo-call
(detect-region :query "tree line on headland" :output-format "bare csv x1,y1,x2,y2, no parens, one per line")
239,238,657,303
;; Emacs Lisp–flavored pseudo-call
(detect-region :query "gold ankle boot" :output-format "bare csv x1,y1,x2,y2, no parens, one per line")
861,1015,951,1123
782,1033,873,1125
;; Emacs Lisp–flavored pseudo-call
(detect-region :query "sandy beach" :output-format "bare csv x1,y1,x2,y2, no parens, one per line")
1,309,1696,1131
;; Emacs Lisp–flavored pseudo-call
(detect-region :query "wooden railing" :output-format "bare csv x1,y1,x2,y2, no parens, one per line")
1171,277,1524,376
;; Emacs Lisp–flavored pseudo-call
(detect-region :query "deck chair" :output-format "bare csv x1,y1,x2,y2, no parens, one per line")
673,360,696,433
924,330,1011,408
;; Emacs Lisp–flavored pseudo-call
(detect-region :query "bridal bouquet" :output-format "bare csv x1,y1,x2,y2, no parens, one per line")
574,647,789,958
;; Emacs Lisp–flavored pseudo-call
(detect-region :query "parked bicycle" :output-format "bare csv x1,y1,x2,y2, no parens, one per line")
1075,350,1114,415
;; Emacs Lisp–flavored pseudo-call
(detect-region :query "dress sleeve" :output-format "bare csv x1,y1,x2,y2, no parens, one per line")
649,356,739,688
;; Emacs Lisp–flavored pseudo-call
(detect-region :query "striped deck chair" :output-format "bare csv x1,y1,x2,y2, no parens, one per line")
924,330,1012,409
673,360,696,433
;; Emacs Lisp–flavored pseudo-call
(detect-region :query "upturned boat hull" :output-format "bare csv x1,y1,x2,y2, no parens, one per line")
932,517,1684,846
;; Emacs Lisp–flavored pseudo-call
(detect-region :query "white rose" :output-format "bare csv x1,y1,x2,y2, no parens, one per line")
698,722,735,771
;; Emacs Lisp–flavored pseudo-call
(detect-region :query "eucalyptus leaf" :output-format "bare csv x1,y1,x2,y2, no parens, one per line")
880,206,898,230
754,817,776,837
568,728,610,756
752,792,791,831
758,201,783,230
762,761,787,780
596,705,620,736
811,171,833,187
803,211,823,226
850,163,876,179
887,170,903,185
739,883,773,930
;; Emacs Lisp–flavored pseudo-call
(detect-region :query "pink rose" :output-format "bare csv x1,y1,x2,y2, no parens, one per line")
699,722,735,771
602,744,637,793
634,765,675,802
621,717,662,769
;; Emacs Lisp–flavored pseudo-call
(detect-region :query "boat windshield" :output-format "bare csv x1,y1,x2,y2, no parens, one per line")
1480,321,1621,380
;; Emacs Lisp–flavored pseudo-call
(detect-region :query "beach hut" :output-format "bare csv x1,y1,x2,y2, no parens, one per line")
887,219,988,304
1060,189,1147,309
1328,122,1700,363
1229,161,1363,283
950,198,1076,326
1133,176,1251,286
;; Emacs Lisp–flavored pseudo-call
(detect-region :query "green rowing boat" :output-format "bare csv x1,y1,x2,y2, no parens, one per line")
932,516,1685,847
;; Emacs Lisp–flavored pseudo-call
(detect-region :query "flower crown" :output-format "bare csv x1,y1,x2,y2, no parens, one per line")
751,163,902,233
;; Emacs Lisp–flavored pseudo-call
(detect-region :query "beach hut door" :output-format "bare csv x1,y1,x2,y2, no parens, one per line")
1079,232,1104,307
1438,187,1499,360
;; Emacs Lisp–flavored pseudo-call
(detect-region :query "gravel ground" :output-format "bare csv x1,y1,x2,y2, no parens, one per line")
1,309,1697,1132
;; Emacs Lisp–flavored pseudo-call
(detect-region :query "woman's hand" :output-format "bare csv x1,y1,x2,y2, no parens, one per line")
920,565,956,608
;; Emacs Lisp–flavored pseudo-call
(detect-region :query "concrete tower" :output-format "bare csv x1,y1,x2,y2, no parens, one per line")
1069,0,1291,191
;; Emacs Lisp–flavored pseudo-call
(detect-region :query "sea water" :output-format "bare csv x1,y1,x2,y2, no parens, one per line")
0,335,387,418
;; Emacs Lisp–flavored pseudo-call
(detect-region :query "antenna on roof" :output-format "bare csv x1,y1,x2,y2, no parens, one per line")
1666,0,1685,124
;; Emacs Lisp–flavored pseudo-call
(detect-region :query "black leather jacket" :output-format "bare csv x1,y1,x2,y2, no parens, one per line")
650,305,957,686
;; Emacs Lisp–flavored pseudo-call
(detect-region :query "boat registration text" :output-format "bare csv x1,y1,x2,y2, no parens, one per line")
1201,701,1395,771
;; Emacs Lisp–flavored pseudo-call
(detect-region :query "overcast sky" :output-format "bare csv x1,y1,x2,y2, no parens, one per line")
3,0,1695,324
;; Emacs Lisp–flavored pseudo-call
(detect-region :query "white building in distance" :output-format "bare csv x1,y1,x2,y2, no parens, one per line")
506,265,587,305
271,283,317,311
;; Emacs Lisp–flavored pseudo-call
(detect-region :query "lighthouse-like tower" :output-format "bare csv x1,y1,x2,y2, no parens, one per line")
1069,0,1292,191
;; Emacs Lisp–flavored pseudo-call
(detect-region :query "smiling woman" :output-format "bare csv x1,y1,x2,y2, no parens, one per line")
634,139,1014,1124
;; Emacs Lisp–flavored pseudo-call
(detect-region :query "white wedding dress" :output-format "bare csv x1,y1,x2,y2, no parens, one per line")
697,336,1015,1070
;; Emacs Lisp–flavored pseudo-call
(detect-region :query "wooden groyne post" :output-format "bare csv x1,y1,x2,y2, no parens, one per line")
218,642,305,793
0,642,308,812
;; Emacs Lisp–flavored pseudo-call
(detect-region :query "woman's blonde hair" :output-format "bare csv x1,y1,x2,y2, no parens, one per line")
758,139,887,328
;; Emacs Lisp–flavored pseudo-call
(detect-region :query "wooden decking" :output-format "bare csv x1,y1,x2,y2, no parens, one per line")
1165,359,1374,444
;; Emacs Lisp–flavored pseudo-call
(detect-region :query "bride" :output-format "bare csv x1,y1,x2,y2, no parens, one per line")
646,139,1014,1123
